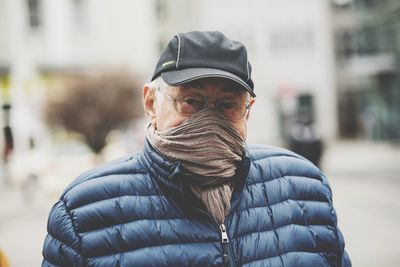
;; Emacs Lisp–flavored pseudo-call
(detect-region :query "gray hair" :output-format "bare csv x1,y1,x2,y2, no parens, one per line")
148,76,171,109
148,76,169,92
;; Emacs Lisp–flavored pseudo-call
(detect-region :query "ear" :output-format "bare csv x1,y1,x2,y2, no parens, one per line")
245,98,256,120
143,84,157,126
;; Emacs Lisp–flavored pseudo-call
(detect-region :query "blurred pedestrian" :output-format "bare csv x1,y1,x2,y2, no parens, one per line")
42,31,350,266
1,104,13,185
21,173,39,203
1,104,13,163
288,113,324,168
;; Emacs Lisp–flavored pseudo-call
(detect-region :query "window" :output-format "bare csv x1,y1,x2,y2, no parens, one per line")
356,0,379,9
27,0,42,29
72,0,87,28
337,31,356,58
155,0,167,21
269,26,315,54
331,0,353,8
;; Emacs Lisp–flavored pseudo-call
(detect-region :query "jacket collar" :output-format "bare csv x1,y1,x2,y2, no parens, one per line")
140,139,184,191
140,139,251,218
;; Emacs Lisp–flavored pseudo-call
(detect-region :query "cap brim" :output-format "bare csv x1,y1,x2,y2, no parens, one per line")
161,68,256,97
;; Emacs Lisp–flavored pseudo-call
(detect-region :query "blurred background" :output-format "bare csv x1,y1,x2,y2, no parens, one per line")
0,0,399,266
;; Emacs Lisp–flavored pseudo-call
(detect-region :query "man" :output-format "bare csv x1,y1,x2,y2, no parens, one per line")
42,31,351,266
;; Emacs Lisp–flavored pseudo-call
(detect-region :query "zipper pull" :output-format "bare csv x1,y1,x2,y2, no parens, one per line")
219,224,229,243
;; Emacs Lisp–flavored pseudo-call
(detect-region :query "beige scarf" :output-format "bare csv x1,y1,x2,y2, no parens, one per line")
146,109,246,224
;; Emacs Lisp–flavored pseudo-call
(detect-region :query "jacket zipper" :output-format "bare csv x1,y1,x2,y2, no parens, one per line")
218,157,250,267
219,223,236,267
220,224,229,243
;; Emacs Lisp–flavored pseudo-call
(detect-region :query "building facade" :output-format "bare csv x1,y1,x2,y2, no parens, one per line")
155,0,338,145
0,0,158,182
1,0,342,182
332,0,400,142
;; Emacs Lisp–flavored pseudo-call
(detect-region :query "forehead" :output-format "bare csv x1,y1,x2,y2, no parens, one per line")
179,78,248,96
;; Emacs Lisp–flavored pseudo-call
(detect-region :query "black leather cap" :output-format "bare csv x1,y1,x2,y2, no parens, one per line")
151,31,255,97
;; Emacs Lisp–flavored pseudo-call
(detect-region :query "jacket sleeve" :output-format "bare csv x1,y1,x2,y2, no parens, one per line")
338,226,352,267
42,199,85,267
321,173,352,267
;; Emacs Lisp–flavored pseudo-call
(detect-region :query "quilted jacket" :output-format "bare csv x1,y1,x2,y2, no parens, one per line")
42,140,351,267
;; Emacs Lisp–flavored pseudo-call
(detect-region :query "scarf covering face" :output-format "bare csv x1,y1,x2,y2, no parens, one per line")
146,109,246,223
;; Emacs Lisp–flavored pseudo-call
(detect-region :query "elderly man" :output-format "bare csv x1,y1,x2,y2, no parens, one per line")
42,31,351,267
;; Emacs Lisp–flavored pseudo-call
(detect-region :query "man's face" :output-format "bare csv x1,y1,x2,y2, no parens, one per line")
143,78,255,140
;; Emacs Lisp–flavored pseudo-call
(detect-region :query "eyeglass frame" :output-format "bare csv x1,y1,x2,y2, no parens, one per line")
155,86,251,121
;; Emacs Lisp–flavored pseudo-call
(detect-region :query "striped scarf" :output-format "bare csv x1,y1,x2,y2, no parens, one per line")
146,109,246,223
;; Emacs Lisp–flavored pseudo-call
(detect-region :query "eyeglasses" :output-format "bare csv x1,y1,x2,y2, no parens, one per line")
157,88,251,121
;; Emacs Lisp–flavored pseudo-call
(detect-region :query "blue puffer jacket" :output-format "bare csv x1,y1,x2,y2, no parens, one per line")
42,141,351,267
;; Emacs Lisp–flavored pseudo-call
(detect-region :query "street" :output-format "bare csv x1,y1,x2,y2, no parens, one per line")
0,185,57,267
323,141,400,267
330,173,400,266
0,141,399,266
